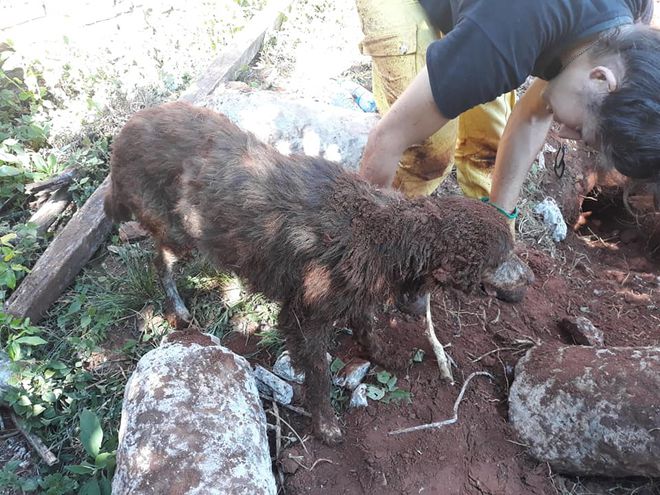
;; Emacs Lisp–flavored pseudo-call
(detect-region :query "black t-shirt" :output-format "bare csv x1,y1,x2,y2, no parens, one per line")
420,0,654,119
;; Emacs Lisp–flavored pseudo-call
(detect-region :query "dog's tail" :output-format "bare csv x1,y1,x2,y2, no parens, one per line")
103,181,132,223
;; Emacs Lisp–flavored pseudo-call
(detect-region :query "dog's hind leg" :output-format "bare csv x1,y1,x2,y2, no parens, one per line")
280,301,342,445
155,243,192,329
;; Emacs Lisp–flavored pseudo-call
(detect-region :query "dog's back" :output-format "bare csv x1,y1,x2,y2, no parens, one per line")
105,101,376,300
106,102,241,241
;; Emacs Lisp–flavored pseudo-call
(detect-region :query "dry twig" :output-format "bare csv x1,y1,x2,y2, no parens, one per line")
267,410,310,457
272,402,282,459
287,455,334,471
425,293,454,384
259,393,312,418
271,402,285,489
388,371,494,436
10,412,58,466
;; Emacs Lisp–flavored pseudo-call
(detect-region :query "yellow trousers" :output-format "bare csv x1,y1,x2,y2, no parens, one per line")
356,0,516,199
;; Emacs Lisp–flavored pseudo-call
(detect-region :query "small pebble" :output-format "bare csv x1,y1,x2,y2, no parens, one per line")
272,351,305,384
349,384,368,408
253,365,293,404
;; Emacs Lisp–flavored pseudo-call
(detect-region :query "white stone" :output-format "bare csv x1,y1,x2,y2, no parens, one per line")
112,338,276,495
333,359,370,390
253,365,294,405
349,383,368,408
534,197,568,242
272,351,305,384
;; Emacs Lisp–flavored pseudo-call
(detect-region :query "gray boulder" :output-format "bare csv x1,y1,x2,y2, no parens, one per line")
509,345,660,477
113,332,276,494
202,86,379,171
0,350,11,399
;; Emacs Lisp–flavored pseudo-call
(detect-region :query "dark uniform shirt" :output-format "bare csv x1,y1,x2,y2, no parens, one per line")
419,0,654,119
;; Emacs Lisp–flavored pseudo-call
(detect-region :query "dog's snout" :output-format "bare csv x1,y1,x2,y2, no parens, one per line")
482,253,535,303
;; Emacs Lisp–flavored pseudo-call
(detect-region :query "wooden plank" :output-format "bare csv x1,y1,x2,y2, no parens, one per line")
4,178,112,323
181,0,291,103
3,0,292,324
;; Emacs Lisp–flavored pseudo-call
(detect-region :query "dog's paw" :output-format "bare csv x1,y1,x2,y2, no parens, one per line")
315,417,343,446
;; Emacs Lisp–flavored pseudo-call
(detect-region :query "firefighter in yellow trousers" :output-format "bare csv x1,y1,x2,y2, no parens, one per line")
355,0,659,224
356,0,516,201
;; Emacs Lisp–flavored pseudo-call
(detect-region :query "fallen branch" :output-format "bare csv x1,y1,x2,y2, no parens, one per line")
25,167,79,196
388,371,494,436
28,187,71,235
10,412,58,466
4,178,113,324
425,293,454,384
0,430,19,440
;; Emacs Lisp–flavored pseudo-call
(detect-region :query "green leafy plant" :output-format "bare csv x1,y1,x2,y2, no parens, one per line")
0,311,46,361
0,224,38,300
365,370,411,404
39,473,79,494
0,460,40,493
65,409,115,495
0,47,52,203
329,357,349,411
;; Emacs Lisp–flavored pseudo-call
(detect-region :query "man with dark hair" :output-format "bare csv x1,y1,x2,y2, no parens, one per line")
356,0,659,222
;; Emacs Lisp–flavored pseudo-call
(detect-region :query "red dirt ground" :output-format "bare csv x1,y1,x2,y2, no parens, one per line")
225,146,659,494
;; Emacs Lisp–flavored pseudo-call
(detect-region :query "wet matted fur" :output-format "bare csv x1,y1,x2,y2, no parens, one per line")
105,102,514,444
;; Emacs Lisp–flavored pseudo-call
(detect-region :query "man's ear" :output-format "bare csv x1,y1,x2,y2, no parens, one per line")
590,66,619,92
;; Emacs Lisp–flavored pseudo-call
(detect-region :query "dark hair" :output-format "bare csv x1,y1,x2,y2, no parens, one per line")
593,25,660,180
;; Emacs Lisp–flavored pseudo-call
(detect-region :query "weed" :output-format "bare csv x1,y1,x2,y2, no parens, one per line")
365,370,412,405
329,358,350,412
64,410,114,494
0,460,40,493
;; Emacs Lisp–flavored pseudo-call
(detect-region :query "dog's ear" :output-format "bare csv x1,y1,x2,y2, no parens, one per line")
432,255,484,294
432,266,451,285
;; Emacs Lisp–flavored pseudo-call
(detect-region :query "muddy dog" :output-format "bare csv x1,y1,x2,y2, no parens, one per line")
104,102,532,444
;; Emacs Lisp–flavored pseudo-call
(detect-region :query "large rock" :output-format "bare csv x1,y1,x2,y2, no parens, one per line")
202,86,379,171
113,332,276,495
0,350,11,399
509,345,660,477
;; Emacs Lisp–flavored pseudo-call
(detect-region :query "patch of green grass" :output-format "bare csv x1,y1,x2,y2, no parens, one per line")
256,324,284,356
0,241,167,492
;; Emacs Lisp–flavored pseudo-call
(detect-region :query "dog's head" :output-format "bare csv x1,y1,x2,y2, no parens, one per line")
425,196,534,302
